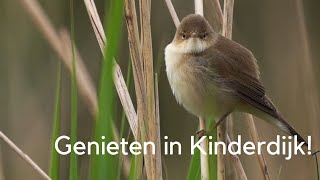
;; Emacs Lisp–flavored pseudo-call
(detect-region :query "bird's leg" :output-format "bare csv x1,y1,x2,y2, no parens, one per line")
197,112,231,138
211,111,232,131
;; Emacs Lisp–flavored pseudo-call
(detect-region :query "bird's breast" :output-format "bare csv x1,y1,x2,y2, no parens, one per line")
165,43,218,118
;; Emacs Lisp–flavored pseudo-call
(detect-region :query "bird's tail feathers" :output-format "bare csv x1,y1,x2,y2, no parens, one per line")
252,108,307,146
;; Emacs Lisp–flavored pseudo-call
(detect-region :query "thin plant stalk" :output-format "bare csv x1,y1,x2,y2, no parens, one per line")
164,0,180,27
155,73,163,179
118,60,132,179
0,148,4,180
195,0,203,15
199,118,209,180
194,1,210,179
69,0,78,179
124,0,146,178
120,61,132,137
49,61,62,180
295,0,320,149
246,115,271,180
0,131,51,180
217,1,235,179
139,0,162,178
204,0,223,33
226,135,248,180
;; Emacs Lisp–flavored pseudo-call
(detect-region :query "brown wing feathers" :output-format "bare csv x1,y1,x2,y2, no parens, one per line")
212,36,307,144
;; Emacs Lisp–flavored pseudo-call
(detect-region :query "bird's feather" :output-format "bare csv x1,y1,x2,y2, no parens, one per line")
196,35,307,144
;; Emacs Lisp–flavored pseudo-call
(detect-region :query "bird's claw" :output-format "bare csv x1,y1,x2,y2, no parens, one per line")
196,129,207,139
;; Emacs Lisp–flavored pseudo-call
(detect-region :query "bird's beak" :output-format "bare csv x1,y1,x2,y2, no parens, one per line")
190,32,197,38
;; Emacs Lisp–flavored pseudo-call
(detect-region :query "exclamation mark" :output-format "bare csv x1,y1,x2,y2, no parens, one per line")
308,136,312,155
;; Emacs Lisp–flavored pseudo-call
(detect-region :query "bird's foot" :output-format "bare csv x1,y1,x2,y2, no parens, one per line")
196,129,207,139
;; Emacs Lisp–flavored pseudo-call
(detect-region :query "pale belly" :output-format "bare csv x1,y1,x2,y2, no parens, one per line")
165,44,225,119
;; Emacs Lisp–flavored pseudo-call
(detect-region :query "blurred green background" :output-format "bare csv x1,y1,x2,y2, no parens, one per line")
0,0,320,179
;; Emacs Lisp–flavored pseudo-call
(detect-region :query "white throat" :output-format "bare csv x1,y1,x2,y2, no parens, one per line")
171,38,208,54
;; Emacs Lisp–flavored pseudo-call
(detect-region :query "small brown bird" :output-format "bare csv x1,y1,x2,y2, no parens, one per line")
165,14,306,144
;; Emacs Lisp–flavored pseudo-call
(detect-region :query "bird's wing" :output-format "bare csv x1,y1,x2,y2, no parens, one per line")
205,35,280,119
202,36,306,144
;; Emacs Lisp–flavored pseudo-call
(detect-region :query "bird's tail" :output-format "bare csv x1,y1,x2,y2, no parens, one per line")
248,105,307,146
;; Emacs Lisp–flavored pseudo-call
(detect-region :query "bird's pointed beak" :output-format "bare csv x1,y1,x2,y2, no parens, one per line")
190,32,197,38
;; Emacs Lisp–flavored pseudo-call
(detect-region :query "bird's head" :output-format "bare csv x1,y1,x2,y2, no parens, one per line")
173,14,217,54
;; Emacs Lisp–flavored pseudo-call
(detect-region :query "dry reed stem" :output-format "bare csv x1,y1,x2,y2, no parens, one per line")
213,0,223,32
199,118,209,180
124,0,145,98
194,2,210,179
83,0,106,51
226,134,248,180
217,124,226,180
164,0,180,27
83,0,138,139
217,1,235,179
139,0,156,178
295,0,320,149
155,74,163,180
246,115,270,180
204,0,223,33
139,0,163,178
222,0,234,39
0,147,5,180
124,0,147,178
195,0,204,16
0,131,51,180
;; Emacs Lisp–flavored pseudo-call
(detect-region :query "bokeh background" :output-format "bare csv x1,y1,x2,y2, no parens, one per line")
1,0,320,179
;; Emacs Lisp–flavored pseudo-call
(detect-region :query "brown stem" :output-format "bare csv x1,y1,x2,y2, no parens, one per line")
246,115,271,180
0,131,50,180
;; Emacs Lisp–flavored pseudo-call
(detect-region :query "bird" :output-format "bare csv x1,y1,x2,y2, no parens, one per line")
164,14,307,144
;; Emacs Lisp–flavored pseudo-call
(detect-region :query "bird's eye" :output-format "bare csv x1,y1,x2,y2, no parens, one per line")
182,34,187,39
201,33,208,39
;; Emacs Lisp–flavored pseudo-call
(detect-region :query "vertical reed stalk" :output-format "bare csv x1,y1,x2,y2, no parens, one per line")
49,61,62,180
295,0,320,149
155,74,163,179
246,115,270,180
226,135,248,180
0,149,4,180
139,0,161,178
194,1,210,179
124,0,146,178
164,0,180,27
199,118,209,180
69,0,78,179
217,1,235,180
